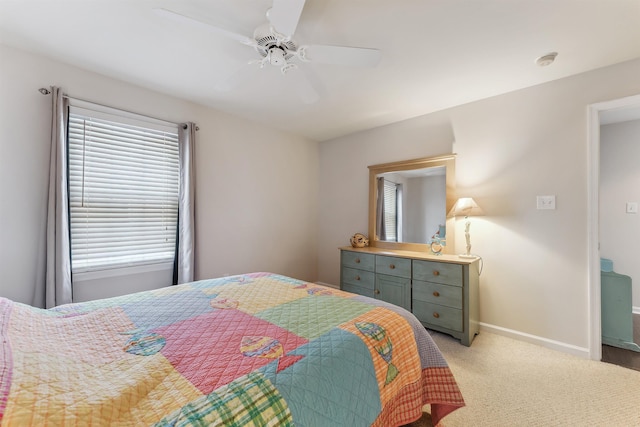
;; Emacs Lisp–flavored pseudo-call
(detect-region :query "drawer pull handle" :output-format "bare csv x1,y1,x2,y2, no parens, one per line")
374,289,380,295
355,275,360,281
355,258,361,264
433,270,440,276
433,312,440,319
433,291,440,297
389,264,395,269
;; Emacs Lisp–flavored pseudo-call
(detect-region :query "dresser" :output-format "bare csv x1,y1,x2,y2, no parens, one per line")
340,247,480,346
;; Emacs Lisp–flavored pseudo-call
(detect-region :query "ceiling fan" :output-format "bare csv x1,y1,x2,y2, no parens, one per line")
154,0,382,103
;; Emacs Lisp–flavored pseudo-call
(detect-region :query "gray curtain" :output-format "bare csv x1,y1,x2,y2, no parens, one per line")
396,183,403,242
34,87,72,308
376,176,386,241
174,122,196,284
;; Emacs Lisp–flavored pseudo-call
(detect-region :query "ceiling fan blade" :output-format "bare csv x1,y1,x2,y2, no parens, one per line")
267,0,306,38
154,8,255,47
303,45,382,67
215,63,257,92
285,66,320,104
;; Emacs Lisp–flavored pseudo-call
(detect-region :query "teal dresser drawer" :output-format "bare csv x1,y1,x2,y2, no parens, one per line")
413,260,462,286
413,300,463,332
341,267,375,290
341,251,375,272
376,273,411,311
413,280,462,309
376,255,411,278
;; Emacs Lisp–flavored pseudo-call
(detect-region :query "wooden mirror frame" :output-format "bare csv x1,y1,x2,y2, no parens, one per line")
368,154,456,253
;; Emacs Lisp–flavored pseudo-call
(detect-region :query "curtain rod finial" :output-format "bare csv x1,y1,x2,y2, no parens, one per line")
39,88,51,95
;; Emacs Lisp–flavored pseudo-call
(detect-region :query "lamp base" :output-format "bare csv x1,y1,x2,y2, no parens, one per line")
458,253,478,259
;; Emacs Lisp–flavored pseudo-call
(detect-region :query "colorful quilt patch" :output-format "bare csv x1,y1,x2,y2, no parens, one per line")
122,329,167,356
156,308,308,394
354,321,399,385
9,305,135,365
261,327,381,427
3,337,202,425
293,283,355,298
192,274,258,294
50,288,161,315
264,274,307,286
209,297,240,309
339,307,421,407
206,279,309,315
154,371,292,427
256,295,373,340
121,289,214,330
349,295,450,369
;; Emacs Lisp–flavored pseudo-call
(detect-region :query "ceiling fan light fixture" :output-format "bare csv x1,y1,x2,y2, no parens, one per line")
268,47,287,66
281,63,297,75
535,52,558,67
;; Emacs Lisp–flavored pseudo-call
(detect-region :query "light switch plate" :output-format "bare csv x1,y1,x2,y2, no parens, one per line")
626,202,638,214
537,195,556,210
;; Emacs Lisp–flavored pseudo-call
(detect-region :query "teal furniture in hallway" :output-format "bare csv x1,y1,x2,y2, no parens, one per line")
601,259,640,352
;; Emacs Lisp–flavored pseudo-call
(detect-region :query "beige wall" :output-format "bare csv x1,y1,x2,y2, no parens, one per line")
4,40,640,355
0,44,318,306
600,119,640,311
318,58,640,353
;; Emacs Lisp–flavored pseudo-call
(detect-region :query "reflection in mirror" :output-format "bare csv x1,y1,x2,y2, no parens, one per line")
376,166,446,244
368,154,456,253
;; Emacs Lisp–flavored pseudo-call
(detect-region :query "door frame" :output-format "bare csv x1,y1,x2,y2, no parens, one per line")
587,93,640,360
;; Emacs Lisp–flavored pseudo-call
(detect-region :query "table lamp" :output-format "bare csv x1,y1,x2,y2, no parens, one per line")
448,197,483,258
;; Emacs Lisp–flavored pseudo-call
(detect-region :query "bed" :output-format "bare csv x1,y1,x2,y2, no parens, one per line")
0,272,464,426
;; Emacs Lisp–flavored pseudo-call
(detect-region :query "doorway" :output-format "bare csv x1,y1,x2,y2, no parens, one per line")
588,94,640,364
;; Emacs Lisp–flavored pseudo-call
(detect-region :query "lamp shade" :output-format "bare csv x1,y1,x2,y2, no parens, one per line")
448,197,483,218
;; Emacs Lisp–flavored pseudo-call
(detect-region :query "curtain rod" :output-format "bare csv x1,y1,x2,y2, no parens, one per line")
38,87,198,130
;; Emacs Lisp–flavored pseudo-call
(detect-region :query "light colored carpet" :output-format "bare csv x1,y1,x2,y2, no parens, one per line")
407,330,640,427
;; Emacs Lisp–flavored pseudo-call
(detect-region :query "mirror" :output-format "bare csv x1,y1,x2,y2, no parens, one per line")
368,154,456,253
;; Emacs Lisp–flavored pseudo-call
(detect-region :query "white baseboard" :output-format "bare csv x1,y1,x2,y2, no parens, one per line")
479,322,591,359
634,306,640,315
316,281,339,289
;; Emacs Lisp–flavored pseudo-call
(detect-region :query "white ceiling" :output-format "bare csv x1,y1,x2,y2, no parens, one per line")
1,0,640,141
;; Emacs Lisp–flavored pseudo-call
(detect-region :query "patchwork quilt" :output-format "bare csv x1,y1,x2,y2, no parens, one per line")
0,272,464,426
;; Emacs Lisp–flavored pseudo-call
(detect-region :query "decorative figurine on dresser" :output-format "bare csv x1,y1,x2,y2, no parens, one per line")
340,153,481,346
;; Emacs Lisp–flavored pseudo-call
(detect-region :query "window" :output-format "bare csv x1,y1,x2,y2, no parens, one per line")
68,106,180,273
383,179,399,242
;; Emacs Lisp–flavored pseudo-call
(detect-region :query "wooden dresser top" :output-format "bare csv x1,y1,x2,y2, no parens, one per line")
340,246,478,265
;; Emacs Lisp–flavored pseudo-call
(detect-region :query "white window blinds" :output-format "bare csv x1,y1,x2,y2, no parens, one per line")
383,179,398,242
68,107,180,272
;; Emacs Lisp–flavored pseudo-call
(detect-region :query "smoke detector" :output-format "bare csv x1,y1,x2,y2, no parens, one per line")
535,52,558,67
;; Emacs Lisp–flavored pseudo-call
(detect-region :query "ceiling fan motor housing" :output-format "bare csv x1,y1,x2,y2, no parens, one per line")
254,25,297,66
